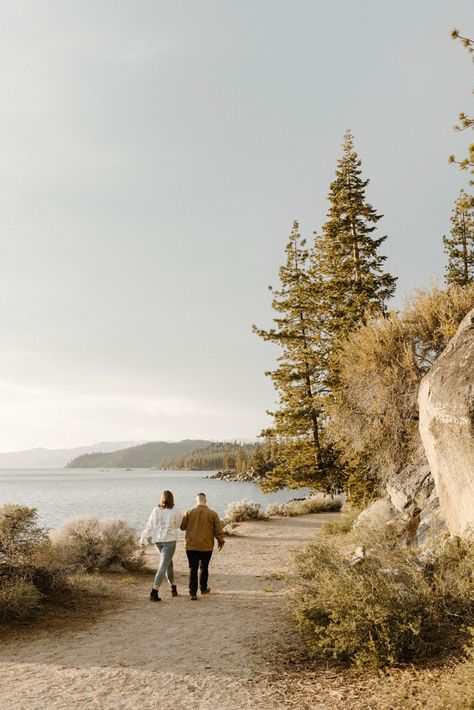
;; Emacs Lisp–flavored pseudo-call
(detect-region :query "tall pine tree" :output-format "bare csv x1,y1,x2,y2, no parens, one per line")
443,189,474,286
253,221,338,492
312,130,397,343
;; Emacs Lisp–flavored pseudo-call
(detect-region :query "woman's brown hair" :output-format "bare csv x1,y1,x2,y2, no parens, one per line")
159,490,174,509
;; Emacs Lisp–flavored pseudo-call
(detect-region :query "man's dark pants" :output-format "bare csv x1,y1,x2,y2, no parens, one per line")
186,550,213,595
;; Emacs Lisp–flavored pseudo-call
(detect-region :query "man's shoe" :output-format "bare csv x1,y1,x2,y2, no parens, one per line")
190,594,198,600
200,588,211,594
171,585,178,597
149,589,161,602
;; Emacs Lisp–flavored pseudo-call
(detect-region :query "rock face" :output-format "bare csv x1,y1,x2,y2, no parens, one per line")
386,463,446,545
418,308,474,538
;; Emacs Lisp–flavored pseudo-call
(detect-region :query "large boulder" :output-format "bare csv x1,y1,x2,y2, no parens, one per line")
418,308,474,538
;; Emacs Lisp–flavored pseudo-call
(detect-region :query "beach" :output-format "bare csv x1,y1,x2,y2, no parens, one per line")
0,512,389,710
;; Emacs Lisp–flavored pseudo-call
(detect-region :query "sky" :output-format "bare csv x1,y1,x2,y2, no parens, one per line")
0,0,472,451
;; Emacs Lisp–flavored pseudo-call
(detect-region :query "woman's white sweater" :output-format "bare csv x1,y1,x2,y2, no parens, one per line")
140,506,183,543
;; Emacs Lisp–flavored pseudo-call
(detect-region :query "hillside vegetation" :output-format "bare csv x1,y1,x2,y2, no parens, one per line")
161,441,274,476
66,439,212,468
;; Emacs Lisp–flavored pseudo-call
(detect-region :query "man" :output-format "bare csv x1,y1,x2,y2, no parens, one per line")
180,493,225,600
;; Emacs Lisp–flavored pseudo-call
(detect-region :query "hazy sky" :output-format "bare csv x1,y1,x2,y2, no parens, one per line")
1,1,472,451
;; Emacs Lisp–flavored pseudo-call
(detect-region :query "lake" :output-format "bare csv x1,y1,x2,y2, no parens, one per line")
0,468,309,530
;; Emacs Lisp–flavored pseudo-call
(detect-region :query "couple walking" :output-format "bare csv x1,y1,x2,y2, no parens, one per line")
140,491,225,601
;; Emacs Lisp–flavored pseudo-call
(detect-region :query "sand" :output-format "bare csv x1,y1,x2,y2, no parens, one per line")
0,512,387,710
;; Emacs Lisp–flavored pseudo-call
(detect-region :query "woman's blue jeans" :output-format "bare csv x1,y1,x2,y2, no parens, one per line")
154,541,176,586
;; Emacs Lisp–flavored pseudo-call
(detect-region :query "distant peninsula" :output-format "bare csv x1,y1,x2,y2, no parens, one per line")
66,440,213,469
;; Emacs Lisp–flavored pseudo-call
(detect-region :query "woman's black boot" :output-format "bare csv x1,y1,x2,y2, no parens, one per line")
149,588,161,602
171,585,178,597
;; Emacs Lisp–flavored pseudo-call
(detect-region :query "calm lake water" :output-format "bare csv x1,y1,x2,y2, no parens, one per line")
0,468,309,530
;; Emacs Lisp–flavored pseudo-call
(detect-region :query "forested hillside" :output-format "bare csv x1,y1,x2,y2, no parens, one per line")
162,441,276,477
66,440,212,468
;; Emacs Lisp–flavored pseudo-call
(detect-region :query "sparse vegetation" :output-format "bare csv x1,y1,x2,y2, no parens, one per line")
265,494,343,517
322,508,360,535
387,632,474,709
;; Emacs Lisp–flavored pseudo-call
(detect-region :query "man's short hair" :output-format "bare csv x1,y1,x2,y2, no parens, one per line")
196,492,207,503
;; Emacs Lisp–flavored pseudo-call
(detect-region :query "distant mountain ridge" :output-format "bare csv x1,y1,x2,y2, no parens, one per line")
0,441,143,469
66,440,213,469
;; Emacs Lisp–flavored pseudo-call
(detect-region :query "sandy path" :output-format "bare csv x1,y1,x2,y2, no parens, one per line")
0,512,371,710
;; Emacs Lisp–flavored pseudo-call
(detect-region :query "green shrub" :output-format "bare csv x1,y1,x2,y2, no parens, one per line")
0,504,67,602
292,534,474,669
51,515,145,572
0,503,49,566
0,578,42,621
224,500,268,523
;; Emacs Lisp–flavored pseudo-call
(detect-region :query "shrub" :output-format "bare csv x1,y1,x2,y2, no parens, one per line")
98,518,145,571
0,504,71,621
292,533,474,669
266,494,343,517
328,283,474,500
51,515,145,572
0,503,49,567
0,578,42,621
51,516,102,572
224,500,268,523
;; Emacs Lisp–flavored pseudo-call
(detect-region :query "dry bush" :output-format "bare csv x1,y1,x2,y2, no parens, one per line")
224,500,268,523
0,504,68,621
266,494,343,517
0,578,42,622
52,515,144,572
292,531,474,669
51,516,102,572
0,503,49,566
98,518,145,571
328,283,474,499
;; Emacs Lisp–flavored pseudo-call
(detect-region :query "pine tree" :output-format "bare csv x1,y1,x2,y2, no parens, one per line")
312,130,397,343
443,190,474,286
449,30,474,184
253,221,338,492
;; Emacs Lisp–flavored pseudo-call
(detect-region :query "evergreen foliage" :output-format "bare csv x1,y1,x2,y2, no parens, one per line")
312,129,397,343
253,221,338,492
161,440,276,477
443,189,474,286
254,133,396,493
449,30,474,184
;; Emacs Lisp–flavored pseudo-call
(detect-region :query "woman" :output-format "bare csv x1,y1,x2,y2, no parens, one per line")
140,490,182,602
